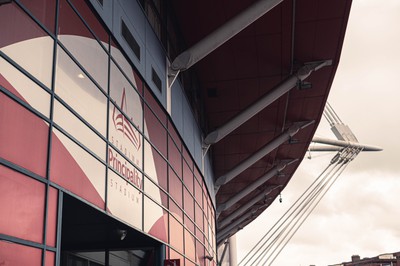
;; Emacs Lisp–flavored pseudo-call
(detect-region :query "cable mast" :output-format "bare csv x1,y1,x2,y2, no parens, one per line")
238,102,381,266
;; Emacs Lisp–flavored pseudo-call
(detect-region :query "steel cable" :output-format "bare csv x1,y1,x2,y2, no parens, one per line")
255,161,344,265
240,147,361,266
239,161,337,265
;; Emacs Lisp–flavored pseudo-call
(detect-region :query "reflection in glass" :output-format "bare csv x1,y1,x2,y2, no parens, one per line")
0,3,54,88
55,46,107,136
107,169,143,230
58,0,108,91
54,99,106,160
18,0,57,33
0,56,51,118
111,39,143,95
144,196,168,243
51,128,106,209
0,92,49,177
110,61,142,131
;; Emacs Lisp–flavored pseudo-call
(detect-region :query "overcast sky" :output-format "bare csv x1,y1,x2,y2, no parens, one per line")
236,0,400,265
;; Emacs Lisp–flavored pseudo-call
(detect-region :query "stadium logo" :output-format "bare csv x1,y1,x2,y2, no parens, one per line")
112,88,141,150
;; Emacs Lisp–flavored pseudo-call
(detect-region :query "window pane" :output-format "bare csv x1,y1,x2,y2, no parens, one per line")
110,61,142,131
168,120,181,151
0,165,45,243
183,160,193,194
46,187,58,247
0,92,48,177
144,176,161,205
144,140,168,192
183,147,193,170
19,0,56,33
184,188,194,221
55,46,107,136
144,196,168,243
185,229,196,261
195,202,204,233
196,229,204,251
58,0,108,91
184,214,195,236
0,241,42,266
144,104,167,157
0,2,53,88
108,146,142,190
194,179,202,207
51,128,106,209
168,136,182,177
169,197,182,221
111,39,143,95
169,216,183,253
144,85,166,125
186,258,196,266
208,223,213,253
45,251,56,266
0,56,51,118
210,208,216,234
196,240,205,266
169,167,182,207
168,248,183,265
69,0,109,45
54,99,106,160
107,169,142,230
109,101,143,170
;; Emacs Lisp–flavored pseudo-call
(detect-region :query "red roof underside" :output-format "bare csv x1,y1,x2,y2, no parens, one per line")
171,0,352,236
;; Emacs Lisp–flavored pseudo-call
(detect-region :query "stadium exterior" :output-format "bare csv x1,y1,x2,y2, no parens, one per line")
0,0,352,265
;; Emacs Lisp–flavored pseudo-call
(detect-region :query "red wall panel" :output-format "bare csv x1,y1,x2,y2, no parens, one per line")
0,165,45,243
46,187,58,247
0,92,49,177
0,240,42,266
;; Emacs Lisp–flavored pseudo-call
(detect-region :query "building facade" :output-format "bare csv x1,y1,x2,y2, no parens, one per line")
330,252,400,266
0,0,354,265
0,0,216,265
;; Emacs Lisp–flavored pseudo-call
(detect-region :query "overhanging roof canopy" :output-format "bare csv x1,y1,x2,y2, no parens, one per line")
170,0,352,242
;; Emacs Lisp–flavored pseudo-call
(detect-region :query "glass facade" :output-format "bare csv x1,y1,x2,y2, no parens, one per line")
0,1,216,265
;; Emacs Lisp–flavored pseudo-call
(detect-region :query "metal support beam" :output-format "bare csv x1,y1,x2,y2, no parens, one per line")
218,189,274,229
217,218,245,245
216,160,296,217
312,136,382,151
168,0,285,88
0,0,12,5
215,121,313,192
217,196,270,244
171,0,284,73
204,60,331,145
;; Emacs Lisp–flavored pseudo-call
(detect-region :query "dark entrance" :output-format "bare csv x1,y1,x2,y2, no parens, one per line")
61,194,164,266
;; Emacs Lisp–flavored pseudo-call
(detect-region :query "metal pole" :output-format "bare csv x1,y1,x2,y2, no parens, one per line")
228,235,238,266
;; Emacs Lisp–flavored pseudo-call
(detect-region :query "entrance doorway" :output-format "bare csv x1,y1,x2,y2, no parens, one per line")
61,194,164,266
